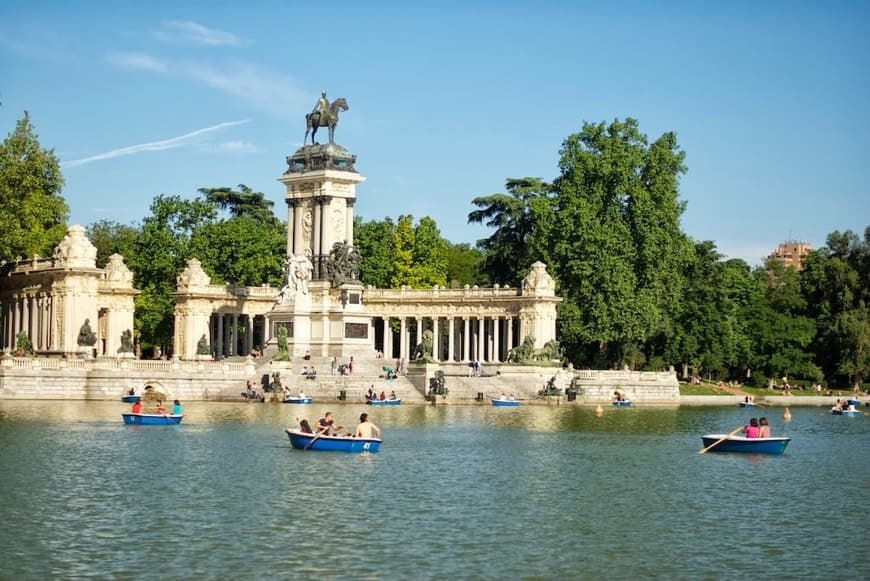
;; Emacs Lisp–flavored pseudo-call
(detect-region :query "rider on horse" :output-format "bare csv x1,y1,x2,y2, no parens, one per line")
311,91,330,124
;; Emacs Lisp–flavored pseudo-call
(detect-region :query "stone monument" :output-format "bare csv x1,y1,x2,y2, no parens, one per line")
267,92,371,359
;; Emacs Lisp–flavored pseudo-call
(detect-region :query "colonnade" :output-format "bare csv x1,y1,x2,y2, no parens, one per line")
208,312,267,359
286,196,355,279
1,294,56,352
378,315,520,363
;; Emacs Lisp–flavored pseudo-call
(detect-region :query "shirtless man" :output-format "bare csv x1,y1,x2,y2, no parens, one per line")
354,413,381,439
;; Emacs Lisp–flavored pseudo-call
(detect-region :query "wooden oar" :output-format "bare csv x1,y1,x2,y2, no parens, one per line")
304,427,328,450
698,426,744,454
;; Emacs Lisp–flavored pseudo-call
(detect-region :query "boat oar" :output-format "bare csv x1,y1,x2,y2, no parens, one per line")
698,426,744,454
304,428,327,451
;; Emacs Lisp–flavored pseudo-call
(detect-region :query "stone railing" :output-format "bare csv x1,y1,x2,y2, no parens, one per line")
1,356,255,374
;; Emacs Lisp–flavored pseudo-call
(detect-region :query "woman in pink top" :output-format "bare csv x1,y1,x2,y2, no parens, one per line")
758,417,771,438
744,417,760,438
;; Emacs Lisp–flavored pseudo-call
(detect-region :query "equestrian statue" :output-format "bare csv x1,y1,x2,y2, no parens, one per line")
304,91,349,145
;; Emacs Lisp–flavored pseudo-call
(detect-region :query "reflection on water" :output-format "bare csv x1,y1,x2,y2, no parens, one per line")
0,401,867,579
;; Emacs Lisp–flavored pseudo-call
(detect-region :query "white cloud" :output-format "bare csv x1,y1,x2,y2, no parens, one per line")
61,119,251,168
154,21,244,46
201,140,261,154
106,51,168,73
182,60,308,119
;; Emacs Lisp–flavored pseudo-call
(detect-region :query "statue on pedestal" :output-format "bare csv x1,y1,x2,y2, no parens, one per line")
118,329,134,354
77,319,97,347
304,91,349,145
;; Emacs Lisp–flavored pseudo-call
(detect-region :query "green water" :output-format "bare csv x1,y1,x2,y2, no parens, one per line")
0,401,867,580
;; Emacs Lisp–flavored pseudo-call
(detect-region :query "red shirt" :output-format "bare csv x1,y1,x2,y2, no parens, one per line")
131,401,142,413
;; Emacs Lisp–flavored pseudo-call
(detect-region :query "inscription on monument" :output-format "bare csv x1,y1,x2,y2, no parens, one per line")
345,323,368,339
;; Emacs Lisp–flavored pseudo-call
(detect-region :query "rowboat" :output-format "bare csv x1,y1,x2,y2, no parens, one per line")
285,428,381,452
282,396,313,404
121,395,140,403
700,434,790,454
846,398,860,408
831,409,861,416
122,413,183,426
612,400,633,407
492,399,520,407
368,398,401,406
739,402,756,408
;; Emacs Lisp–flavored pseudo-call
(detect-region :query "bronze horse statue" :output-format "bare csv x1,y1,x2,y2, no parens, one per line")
305,97,348,145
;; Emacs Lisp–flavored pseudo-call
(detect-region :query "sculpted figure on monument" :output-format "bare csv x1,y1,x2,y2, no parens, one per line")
304,92,349,145
325,241,361,287
278,254,314,302
118,329,134,354
77,319,97,347
196,334,210,355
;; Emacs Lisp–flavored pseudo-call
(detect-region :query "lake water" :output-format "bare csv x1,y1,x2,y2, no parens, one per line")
1,401,867,580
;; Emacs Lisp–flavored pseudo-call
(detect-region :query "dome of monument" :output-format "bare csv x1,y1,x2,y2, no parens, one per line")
53,224,97,269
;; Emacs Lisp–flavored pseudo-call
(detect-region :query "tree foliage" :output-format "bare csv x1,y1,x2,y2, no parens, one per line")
86,220,140,267
445,242,488,287
0,112,69,262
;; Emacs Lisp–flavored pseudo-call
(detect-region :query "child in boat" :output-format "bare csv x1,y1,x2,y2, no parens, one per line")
743,418,760,438
155,401,166,414
299,418,313,434
758,417,770,438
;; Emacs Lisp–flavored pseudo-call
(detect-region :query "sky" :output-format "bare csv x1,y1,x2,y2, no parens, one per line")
1,0,868,265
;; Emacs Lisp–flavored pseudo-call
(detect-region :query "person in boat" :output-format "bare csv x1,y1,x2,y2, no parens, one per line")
758,417,770,437
509,394,515,401
172,400,182,415
499,393,508,401
316,411,344,436
379,391,386,401
743,417,760,438
156,401,166,414
389,390,397,400
354,413,381,439
299,418,314,434
298,389,306,400
131,399,142,414
128,388,136,396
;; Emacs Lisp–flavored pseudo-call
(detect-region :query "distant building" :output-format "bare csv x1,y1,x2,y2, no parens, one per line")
767,241,812,271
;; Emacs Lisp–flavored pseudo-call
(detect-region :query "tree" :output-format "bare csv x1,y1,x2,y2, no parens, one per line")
445,242,489,287
548,119,690,365
468,177,553,286
86,220,140,267
802,228,870,389
198,184,280,225
411,216,448,288
354,216,395,288
0,112,69,262
189,217,285,287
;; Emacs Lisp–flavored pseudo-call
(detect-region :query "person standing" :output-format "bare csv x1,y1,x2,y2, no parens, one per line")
354,413,381,439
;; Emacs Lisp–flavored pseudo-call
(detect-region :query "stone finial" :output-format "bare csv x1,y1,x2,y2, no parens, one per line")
522,261,555,296
53,225,97,269
103,253,133,284
176,258,211,289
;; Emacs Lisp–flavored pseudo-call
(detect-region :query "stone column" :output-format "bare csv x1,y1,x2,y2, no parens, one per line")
399,317,407,360
507,317,514,353
231,314,239,356
415,317,423,351
313,198,322,260
432,317,440,361
263,314,271,344
216,314,224,359
22,296,30,346
286,198,294,256
383,318,391,359
477,317,485,362
293,201,304,257
462,317,470,362
345,200,355,245
492,316,500,363
245,315,253,355
448,317,455,362
320,196,333,257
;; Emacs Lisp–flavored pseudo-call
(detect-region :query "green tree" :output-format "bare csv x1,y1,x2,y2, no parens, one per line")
0,112,69,262
468,177,553,286
130,195,216,352
802,228,870,389
548,119,690,365
411,216,448,288
86,220,140,267
354,216,395,288
198,184,280,225
189,217,285,287
390,215,416,287
445,242,489,287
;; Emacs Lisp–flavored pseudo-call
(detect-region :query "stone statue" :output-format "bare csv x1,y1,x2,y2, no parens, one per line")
77,319,97,347
273,326,291,362
428,370,449,398
118,329,134,354
325,241,361,287
412,330,436,363
538,376,562,397
277,254,314,303
196,334,210,355
305,96,349,145
507,335,536,363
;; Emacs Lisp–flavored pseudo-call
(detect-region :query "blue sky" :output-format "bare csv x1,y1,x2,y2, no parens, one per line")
2,0,868,265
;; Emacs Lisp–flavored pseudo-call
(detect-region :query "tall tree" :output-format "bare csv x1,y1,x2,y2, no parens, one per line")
548,119,690,365
198,184,279,225
445,242,489,287
411,216,448,288
354,216,395,288
86,220,140,267
189,217,285,287
802,228,870,389
468,177,553,286
0,112,69,262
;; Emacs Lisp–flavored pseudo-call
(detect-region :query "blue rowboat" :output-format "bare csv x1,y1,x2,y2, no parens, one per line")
121,395,140,403
122,413,183,426
285,429,381,453
492,399,520,407
739,402,756,408
282,396,313,404
369,399,401,406
700,434,790,454
612,400,633,407
846,398,860,407
831,409,861,416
